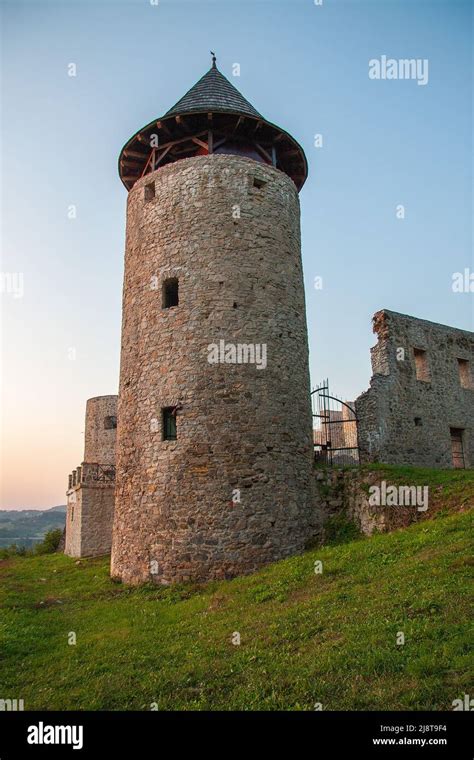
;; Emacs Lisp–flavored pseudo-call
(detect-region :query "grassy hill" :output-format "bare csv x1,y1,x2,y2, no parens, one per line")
0,505,471,711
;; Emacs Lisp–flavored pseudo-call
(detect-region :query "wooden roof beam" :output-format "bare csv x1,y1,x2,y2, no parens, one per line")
191,136,209,151
155,144,173,167
157,120,173,138
233,115,245,133
213,136,227,150
280,148,301,157
120,159,140,168
123,149,149,160
133,130,208,152
175,115,192,133
255,142,272,163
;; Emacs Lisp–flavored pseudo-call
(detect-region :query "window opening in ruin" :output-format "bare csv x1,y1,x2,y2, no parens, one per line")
253,177,266,189
163,278,179,308
413,348,430,382
104,415,117,430
450,428,465,469
414,417,422,427
457,358,473,389
162,407,177,441
144,182,155,201
71,506,74,522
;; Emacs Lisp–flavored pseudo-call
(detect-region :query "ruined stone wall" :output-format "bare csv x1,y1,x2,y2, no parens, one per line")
312,467,472,540
356,310,474,468
312,469,386,539
84,395,117,464
111,154,314,585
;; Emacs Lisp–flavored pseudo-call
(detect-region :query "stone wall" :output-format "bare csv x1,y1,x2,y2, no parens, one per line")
312,469,389,539
111,153,315,585
64,485,83,557
80,484,115,557
356,310,474,468
65,483,114,557
312,467,468,540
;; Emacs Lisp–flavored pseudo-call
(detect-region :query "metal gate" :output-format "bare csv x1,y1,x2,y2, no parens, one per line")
311,380,359,466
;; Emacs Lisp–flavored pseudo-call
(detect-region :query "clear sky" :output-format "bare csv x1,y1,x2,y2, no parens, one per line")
1,0,472,508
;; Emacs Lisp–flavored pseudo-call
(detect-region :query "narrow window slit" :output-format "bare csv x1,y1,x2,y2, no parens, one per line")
144,182,155,201
162,407,177,441
162,278,179,308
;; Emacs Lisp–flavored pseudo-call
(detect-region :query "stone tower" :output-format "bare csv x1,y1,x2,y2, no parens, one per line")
111,59,314,585
83,395,117,466
65,395,117,558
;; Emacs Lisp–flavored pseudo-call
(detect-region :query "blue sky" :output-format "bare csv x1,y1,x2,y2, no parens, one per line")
1,0,472,507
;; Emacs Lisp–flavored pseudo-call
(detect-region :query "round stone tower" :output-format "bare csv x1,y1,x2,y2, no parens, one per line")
111,58,314,585
84,395,117,465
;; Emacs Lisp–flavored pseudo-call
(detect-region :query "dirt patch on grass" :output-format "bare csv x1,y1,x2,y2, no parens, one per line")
34,597,64,609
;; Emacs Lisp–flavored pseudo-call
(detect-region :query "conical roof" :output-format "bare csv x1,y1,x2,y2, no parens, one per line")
119,58,308,192
165,64,262,119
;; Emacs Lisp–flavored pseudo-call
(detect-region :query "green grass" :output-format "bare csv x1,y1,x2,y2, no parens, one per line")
0,508,472,711
360,463,474,501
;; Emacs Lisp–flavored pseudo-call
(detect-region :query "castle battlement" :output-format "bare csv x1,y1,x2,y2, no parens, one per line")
68,462,116,490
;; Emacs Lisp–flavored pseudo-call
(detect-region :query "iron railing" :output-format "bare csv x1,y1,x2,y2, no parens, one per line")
68,463,116,488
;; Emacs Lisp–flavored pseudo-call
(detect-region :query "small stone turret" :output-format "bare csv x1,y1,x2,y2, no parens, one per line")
84,396,117,464
65,395,117,558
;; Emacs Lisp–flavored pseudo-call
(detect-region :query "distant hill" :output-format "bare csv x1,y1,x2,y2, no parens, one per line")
0,506,66,548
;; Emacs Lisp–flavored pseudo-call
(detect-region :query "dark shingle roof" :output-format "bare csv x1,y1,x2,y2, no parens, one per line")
165,65,262,119
119,61,308,192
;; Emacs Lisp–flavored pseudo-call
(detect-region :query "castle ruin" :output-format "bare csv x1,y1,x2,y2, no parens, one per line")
63,61,473,576
356,310,474,468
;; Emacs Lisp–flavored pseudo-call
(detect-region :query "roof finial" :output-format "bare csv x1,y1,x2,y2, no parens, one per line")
210,51,217,69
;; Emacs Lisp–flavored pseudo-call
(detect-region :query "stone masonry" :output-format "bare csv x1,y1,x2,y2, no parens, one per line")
111,155,315,585
312,467,472,541
356,310,474,468
65,395,117,557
